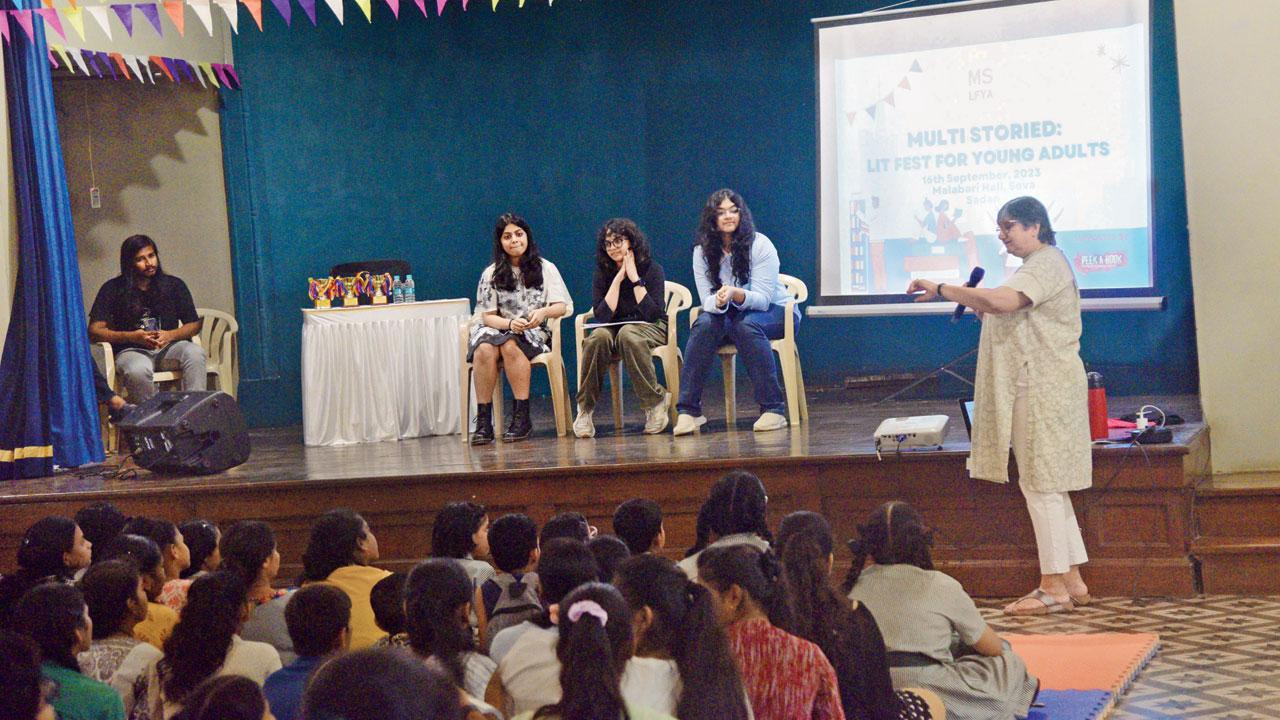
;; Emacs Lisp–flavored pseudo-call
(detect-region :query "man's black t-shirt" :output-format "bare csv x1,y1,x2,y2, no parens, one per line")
89,274,199,352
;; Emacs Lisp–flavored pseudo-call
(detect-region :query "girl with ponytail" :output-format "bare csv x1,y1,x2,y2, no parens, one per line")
616,554,750,720
697,544,844,720
678,471,772,580
777,511,940,720
845,503,1038,720
519,582,675,720
220,521,292,663
403,559,496,704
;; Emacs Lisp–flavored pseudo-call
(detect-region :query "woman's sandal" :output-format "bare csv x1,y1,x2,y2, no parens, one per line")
1069,592,1094,607
1004,588,1075,616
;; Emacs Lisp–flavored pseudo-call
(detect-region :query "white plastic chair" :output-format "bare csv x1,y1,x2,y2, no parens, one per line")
460,316,571,439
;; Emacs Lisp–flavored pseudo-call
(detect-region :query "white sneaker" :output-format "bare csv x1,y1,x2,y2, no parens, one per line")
672,413,707,436
752,412,788,432
573,406,596,438
644,392,671,434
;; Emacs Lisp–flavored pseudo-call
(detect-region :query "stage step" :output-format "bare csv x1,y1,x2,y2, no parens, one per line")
1192,474,1280,593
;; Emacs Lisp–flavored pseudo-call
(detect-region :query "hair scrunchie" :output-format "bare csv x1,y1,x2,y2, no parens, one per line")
566,599,608,627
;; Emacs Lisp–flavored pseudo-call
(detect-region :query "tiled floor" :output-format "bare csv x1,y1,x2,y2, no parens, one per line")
980,596,1280,719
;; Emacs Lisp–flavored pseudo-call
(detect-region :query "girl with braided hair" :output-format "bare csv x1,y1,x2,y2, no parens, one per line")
845,503,1037,720
677,471,772,581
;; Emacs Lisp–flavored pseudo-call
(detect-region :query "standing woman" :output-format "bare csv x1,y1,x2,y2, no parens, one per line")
675,189,797,435
907,196,1091,615
467,213,573,444
575,218,670,437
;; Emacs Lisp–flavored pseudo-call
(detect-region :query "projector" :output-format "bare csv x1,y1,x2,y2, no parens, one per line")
874,415,950,456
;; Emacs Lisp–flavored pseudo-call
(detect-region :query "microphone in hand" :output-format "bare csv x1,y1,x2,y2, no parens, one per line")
951,266,985,322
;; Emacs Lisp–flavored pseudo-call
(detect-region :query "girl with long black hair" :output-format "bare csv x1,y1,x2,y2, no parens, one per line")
403,559,497,704
300,509,390,650
15,583,124,720
674,189,799,436
466,213,573,444
776,511,940,720
845,502,1037,720
0,517,91,628
220,521,292,663
615,554,750,720
76,559,159,716
678,470,772,580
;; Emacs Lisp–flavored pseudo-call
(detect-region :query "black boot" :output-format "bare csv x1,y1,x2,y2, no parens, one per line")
470,402,495,445
503,399,532,442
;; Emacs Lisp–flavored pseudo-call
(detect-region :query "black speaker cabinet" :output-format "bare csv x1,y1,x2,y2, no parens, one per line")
117,391,251,475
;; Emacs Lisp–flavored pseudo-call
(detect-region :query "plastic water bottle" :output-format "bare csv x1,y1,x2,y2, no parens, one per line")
404,274,416,303
392,275,404,304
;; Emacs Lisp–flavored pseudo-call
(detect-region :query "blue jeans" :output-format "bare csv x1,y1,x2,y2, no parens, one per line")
677,304,794,417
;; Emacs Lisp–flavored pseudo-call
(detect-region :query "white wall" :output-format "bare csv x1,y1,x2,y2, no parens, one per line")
1175,0,1280,475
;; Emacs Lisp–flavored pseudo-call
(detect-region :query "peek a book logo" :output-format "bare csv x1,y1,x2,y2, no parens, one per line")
1074,252,1128,274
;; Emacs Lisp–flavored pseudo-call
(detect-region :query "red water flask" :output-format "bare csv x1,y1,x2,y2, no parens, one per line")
1087,371,1108,440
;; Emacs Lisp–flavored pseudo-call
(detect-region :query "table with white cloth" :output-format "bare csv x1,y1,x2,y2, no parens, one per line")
302,299,471,446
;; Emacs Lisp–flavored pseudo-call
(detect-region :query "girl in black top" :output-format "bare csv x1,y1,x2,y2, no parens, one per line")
574,218,670,438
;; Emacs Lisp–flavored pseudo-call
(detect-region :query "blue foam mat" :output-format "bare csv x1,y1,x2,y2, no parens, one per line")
1027,690,1114,720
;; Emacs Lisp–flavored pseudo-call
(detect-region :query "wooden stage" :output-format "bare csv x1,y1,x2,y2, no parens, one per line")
0,392,1211,597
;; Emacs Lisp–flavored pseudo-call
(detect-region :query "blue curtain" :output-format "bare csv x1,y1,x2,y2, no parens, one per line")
0,2,102,478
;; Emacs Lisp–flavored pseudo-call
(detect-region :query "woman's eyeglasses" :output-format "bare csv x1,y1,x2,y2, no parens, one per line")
604,237,628,249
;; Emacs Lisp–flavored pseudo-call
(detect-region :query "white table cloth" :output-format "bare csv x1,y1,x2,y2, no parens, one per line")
302,298,470,446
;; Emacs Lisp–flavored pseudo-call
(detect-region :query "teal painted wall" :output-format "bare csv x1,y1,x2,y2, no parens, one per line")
222,0,1195,427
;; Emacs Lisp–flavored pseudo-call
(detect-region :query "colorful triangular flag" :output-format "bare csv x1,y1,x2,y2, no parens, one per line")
64,6,85,40
884,92,895,107
71,48,91,75
189,0,213,34
241,0,263,30
47,48,59,69
898,76,911,90
85,5,113,40
436,0,446,13
12,10,35,42
109,52,132,79
159,56,179,82
0,13,10,45
909,59,922,73
383,0,399,18
136,3,163,35
353,0,371,22
149,54,173,80
198,61,220,87
124,54,145,83
190,60,207,87
297,0,316,24
213,0,238,33
412,0,425,16
110,4,134,36
34,9,66,40
845,111,857,125
322,0,342,23
866,104,877,119
490,0,497,10
222,64,240,88
162,0,184,35
268,0,291,25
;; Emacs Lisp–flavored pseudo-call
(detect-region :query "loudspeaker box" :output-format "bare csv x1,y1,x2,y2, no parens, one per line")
116,391,251,474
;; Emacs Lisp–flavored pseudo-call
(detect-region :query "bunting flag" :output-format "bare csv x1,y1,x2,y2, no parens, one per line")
70,47,90,74
189,0,213,35
85,5,111,40
0,14,9,44
412,0,425,17
383,0,399,19
884,92,895,107
108,52,131,79
47,48,59,68
268,0,290,25
190,59,206,86
136,3,162,35
162,0,184,35
13,10,35,42
158,56,179,82
353,0,371,22
241,0,263,31
910,60,923,72
898,76,911,90
213,0,237,33
131,54,151,82
198,61,219,87
865,104,877,119
63,6,85,40
436,0,446,14
322,0,342,23
297,0,316,24
110,4,133,36
217,63,240,88
149,53,174,80
34,8,66,40
96,51,118,79
490,0,497,10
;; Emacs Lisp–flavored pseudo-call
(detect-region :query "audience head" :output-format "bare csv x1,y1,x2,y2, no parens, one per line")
404,559,474,688
16,516,89,580
15,582,91,670
97,533,166,601
78,558,148,640
540,511,592,545
285,583,352,658
220,521,279,588
538,582,633,720
171,675,270,720
616,554,751,720
122,517,190,582
161,570,250,703
588,535,631,584
595,217,652,277
302,509,377,582
75,503,129,561
686,470,771,558
179,520,222,579
369,572,408,637
0,630,54,720
536,538,600,615
302,647,462,720
488,513,539,574
697,544,791,631
843,501,934,592
613,498,664,555
430,501,489,560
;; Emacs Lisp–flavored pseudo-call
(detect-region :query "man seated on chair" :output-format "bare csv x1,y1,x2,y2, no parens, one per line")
88,234,206,401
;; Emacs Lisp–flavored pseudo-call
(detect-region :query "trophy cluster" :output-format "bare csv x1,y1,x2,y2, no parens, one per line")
308,271,395,308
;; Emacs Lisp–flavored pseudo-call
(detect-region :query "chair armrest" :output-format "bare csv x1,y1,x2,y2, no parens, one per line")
545,316,564,362
783,298,796,342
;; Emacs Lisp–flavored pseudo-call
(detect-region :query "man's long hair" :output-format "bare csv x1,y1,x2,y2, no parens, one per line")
119,235,164,289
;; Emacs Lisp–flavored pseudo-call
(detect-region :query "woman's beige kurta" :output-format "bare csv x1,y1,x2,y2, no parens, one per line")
967,245,1092,492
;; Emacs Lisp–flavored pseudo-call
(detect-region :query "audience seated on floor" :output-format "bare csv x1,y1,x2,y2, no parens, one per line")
0,517,92,629
77,559,161,716
300,509,390,650
478,513,542,652
678,470,773,580
221,521,293,663
17,582,125,720
370,571,411,648
302,647,466,720
404,558,498,714
263,583,351,720
170,675,269,720
95,533,176,651
588,535,632,584
0,629,58,720
612,498,666,555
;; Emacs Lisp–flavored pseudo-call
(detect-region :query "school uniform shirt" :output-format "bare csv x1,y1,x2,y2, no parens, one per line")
727,617,845,720
322,564,393,649
676,533,770,581
133,602,178,650
42,661,126,720
137,635,282,720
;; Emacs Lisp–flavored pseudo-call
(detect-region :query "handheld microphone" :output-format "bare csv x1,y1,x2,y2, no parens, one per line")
951,266,985,322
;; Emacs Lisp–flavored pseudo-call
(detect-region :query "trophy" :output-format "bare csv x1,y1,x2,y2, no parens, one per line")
309,277,336,309
340,276,359,307
370,272,392,305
